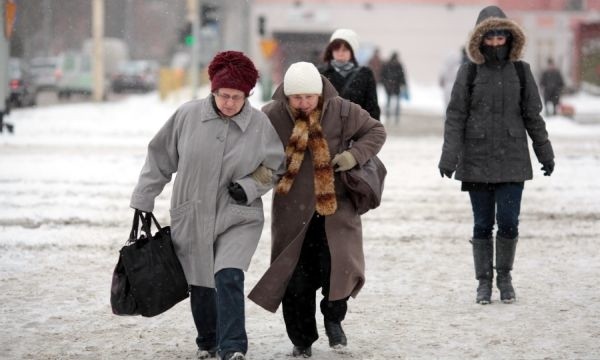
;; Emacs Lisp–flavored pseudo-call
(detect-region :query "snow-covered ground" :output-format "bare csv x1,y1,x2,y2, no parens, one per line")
1,87,599,359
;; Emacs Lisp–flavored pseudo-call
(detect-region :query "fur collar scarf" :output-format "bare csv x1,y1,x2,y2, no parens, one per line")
276,107,337,216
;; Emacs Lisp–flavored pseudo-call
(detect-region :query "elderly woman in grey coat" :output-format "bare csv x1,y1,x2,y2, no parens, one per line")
248,62,386,358
439,6,555,305
130,51,285,360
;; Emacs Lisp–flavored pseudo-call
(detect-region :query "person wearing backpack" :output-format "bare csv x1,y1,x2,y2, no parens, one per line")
318,28,381,120
438,6,555,305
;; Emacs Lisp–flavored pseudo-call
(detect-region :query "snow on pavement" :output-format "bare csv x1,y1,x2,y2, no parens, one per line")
1,91,599,359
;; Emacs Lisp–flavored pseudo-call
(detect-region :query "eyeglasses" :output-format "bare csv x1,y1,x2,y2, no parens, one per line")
213,92,246,102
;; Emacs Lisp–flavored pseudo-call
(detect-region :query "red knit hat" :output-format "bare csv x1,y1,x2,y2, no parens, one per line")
208,51,259,96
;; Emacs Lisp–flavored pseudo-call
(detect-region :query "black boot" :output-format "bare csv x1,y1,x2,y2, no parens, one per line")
496,236,518,303
324,320,347,349
471,238,493,304
292,345,312,358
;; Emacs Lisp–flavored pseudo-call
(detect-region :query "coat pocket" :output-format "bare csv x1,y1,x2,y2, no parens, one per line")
506,128,528,162
215,204,264,236
463,130,486,167
170,201,197,253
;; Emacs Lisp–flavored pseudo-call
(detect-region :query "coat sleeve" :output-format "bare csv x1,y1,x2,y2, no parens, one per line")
438,62,471,171
343,102,386,165
130,111,180,212
521,62,554,163
361,67,381,120
235,114,286,204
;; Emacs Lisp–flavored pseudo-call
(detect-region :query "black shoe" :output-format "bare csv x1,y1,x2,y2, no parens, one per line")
292,345,312,358
221,352,245,360
196,347,217,359
324,320,347,348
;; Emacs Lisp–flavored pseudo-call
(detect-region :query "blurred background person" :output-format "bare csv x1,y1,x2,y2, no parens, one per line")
367,47,383,84
439,46,469,110
380,51,407,124
318,28,381,120
539,58,565,116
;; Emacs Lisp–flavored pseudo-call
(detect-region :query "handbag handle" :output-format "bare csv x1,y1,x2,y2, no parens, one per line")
129,210,164,243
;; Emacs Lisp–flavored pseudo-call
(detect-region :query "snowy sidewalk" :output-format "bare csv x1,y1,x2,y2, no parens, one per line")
1,94,599,359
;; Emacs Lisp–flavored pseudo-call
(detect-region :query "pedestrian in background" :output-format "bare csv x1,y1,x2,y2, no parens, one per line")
380,51,407,124
367,47,383,84
248,62,386,358
319,28,381,120
439,46,469,110
540,57,565,116
130,51,285,360
438,6,555,305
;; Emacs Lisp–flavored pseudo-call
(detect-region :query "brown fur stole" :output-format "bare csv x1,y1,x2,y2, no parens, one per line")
276,108,337,215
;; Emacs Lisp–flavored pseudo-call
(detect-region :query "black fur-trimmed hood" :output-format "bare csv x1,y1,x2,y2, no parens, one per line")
467,6,526,64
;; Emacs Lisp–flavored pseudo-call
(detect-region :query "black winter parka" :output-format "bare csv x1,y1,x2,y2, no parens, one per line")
319,64,381,120
439,5,554,183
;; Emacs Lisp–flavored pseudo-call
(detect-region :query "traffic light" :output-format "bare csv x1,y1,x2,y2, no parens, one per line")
258,15,266,37
179,22,194,46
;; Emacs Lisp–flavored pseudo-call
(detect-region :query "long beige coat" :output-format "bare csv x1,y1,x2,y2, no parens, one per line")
248,77,386,313
130,96,285,288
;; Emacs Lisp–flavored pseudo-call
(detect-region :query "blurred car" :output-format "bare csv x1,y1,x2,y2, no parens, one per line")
29,56,59,92
8,57,37,107
55,39,129,100
111,60,159,93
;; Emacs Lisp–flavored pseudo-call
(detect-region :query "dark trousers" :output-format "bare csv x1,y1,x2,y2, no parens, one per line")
190,268,247,358
468,183,524,240
282,213,348,348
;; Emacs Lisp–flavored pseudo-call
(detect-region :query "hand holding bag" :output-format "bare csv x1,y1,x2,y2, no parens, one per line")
338,100,387,215
110,210,189,317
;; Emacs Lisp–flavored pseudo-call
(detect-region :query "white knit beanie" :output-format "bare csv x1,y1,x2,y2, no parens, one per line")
283,62,323,96
330,28,359,54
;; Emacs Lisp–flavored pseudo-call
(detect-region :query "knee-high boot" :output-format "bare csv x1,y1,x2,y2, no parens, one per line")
496,235,518,303
471,237,493,304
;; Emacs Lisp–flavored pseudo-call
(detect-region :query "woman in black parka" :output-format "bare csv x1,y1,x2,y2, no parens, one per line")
439,6,555,305
319,28,381,120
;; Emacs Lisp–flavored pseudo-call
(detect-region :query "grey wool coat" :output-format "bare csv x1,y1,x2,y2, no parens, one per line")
439,5,554,182
130,95,285,287
248,76,387,313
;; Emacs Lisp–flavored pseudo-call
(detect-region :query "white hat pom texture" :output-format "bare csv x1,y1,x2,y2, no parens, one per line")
284,62,323,96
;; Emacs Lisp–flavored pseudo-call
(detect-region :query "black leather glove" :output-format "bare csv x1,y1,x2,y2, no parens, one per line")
439,167,454,178
228,182,247,204
541,160,555,176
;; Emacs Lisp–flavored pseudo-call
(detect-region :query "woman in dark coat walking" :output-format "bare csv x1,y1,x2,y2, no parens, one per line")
438,6,555,305
248,62,386,357
318,28,381,120
380,51,407,124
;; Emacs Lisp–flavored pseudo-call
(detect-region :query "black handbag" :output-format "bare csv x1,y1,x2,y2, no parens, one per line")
110,210,189,317
338,100,387,215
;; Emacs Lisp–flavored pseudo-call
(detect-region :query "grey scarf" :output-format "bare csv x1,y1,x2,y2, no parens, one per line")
331,60,356,78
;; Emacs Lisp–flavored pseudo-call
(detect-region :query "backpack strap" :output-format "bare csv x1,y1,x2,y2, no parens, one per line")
466,61,527,117
466,62,477,96
339,99,351,152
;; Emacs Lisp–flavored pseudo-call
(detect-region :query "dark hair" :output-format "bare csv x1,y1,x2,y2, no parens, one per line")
322,39,358,65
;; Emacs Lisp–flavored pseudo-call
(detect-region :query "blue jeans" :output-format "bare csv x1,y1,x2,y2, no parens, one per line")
190,268,247,358
468,183,524,240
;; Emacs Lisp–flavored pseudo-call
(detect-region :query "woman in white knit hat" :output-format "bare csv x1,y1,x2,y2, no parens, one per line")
318,28,381,121
248,62,386,357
